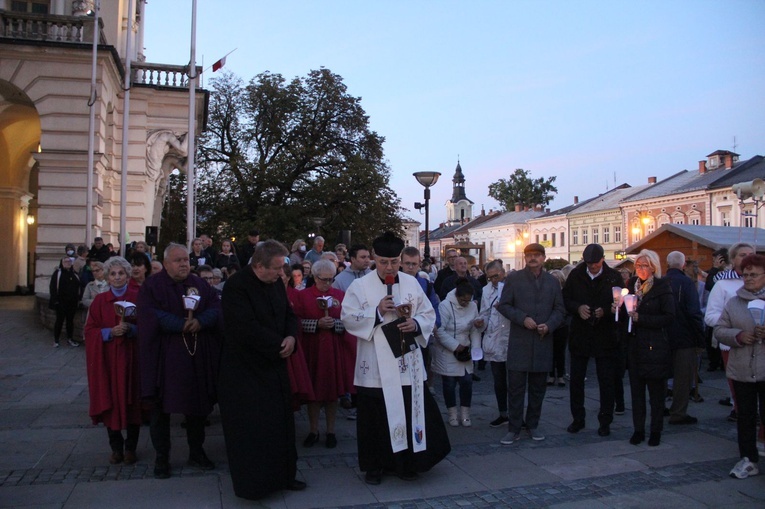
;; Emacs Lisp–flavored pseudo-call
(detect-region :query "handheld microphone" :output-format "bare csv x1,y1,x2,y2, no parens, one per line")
385,274,395,296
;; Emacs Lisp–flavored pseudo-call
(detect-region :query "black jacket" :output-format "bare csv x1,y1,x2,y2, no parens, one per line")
622,276,675,380
49,263,80,310
664,268,704,350
563,262,624,357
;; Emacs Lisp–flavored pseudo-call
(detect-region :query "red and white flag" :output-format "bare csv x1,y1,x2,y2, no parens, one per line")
212,56,226,72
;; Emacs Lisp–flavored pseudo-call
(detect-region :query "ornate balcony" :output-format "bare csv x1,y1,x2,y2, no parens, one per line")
0,10,105,44
132,62,202,90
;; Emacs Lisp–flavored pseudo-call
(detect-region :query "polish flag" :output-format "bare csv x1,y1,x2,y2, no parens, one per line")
212,56,226,72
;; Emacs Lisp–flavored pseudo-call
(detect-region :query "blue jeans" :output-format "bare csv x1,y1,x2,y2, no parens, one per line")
441,371,472,408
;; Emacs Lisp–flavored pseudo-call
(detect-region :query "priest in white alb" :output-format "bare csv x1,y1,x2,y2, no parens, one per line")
341,232,450,485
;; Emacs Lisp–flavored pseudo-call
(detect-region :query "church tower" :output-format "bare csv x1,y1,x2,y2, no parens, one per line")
445,160,474,226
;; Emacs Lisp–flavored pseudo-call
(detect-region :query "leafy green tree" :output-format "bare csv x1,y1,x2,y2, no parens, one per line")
488,169,557,210
195,69,402,247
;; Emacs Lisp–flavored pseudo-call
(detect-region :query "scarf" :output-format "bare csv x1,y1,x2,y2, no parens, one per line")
634,276,654,302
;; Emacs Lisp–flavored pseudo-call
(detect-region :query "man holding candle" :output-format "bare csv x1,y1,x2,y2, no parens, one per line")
563,244,625,437
138,243,223,479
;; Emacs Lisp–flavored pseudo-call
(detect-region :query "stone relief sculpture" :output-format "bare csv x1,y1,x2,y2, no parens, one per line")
146,129,188,227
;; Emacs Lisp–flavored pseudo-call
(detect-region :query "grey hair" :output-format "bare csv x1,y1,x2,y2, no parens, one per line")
90,261,104,271
484,259,504,273
549,269,566,288
666,251,685,269
313,236,325,243
311,259,336,277
321,252,338,262
636,249,662,277
103,256,131,276
164,242,188,259
729,242,755,260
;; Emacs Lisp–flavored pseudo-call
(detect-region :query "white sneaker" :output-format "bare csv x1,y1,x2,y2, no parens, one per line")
500,432,520,445
730,457,759,479
67,339,80,347
53,342,60,348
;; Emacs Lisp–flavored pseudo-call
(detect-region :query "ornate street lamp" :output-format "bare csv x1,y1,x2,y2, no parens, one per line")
413,171,441,264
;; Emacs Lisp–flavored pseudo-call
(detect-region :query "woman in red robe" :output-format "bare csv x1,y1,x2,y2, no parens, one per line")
84,256,142,465
282,262,315,410
292,259,349,449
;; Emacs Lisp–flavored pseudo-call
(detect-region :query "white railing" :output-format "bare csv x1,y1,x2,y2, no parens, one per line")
0,10,104,44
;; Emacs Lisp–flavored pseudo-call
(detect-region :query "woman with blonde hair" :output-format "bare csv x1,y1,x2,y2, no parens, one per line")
615,249,675,447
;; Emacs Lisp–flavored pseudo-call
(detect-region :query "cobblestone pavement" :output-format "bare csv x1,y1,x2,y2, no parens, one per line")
1,296,764,508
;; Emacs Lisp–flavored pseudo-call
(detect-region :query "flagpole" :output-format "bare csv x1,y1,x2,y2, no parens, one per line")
85,0,100,247
204,48,237,74
120,0,135,255
186,0,197,248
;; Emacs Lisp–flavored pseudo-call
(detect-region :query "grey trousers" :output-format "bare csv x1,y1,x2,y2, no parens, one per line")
507,370,547,433
669,347,697,420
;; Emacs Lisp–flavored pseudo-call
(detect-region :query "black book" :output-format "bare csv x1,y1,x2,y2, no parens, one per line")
380,318,418,358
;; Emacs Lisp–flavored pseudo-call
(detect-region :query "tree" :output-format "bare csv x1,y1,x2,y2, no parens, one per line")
488,169,557,211
195,68,402,246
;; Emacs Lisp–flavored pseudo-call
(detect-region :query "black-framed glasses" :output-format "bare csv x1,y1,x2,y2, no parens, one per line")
316,276,335,283
742,272,765,280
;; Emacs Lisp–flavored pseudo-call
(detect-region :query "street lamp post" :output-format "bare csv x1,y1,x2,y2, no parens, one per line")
413,171,441,264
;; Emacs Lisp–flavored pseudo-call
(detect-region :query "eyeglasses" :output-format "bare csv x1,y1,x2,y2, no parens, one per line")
316,276,335,283
486,274,502,281
201,276,214,281
742,272,765,280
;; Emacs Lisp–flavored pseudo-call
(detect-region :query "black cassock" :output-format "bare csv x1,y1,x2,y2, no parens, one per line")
219,267,299,500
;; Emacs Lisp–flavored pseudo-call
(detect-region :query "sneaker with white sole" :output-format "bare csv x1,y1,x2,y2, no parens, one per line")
53,341,60,348
500,432,521,445
528,428,545,441
489,416,509,428
67,339,80,347
729,457,759,479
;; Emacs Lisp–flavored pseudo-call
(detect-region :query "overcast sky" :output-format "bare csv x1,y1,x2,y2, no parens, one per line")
144,0,765,227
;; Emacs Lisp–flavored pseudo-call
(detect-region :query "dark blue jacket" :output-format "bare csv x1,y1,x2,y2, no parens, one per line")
664,268,704,350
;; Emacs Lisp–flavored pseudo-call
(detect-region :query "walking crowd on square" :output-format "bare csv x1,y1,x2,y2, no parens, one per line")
48,229,765,501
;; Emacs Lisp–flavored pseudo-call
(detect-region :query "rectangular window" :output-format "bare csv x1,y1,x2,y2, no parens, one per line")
614,226,621,243
592,228,599,244
582,229,589,244
561,232,565,247
543,234,548,242
603,226,610,244
572,230,578,245
535,235,540,243
691,218,700,225
551,233,556,247
722,211,730,227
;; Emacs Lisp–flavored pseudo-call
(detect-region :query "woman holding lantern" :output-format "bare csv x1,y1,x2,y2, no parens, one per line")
615,249,675,447
714,254,765,479
84,256,142,465
293,259,349,448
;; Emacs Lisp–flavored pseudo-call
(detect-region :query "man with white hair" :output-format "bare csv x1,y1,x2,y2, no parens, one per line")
665,250,704,425
304,236,325,264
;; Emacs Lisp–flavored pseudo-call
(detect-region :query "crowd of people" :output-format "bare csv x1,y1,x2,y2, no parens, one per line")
53,229,765,500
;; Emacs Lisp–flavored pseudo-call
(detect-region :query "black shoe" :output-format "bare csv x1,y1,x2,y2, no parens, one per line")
365,469,382,485
663,407,670,417
719,397,733,407
598,425,610,437
706,364,719,372
397,470,419,481
154,457,171,479
629,431,645,445
303,432,319,448
188,450,215,470
567,421,585,433
325,433,337,448
648,431,661,446
286,479,307,491
471,373,481,382
490,416,509,428
614,404,625,415
669,415,698,425
727,410,738,422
